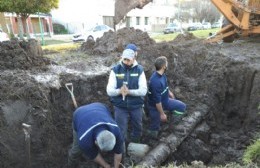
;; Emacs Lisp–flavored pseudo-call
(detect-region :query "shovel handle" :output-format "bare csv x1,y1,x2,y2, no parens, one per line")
71,96,78,108
22,123,31,168
65,83,78,108
122,81,128,101
65,83,73,94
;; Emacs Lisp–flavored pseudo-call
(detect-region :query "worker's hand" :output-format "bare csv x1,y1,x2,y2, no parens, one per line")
160,113,167,122
120,85,129,96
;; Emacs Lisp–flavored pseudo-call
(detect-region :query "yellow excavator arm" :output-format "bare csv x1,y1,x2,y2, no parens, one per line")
207,0,260,43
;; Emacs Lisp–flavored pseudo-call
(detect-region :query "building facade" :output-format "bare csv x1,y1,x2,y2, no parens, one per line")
51,0,178,33
0,12,53,37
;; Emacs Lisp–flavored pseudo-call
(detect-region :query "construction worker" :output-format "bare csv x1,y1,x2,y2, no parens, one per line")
147,56,186,138
107,48,147,143
67,102,124,168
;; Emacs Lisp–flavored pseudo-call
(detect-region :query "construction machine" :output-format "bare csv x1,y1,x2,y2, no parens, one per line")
208,0,260,42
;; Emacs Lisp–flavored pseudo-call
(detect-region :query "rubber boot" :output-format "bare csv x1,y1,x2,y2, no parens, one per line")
172,110,184,125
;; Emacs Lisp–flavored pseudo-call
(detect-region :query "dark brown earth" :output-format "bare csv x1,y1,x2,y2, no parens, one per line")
0,28,259,168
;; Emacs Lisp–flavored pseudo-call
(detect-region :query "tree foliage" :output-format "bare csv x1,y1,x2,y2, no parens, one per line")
0,0,59,17
176,0,221,23
0,0,59,39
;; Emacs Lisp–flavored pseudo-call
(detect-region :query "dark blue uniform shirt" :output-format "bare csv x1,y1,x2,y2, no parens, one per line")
73,102,124,159
148,71,169,109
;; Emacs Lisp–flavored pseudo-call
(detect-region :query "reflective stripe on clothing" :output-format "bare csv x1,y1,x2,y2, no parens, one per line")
79,122,118,141
161,86,168,95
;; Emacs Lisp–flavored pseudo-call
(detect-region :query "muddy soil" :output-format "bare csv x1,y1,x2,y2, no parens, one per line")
0,29,259,168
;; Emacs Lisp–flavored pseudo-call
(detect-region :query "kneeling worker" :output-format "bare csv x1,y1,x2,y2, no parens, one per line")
68,102,124,168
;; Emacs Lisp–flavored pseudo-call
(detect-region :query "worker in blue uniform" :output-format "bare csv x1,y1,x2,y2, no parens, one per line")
68,102,124,168
147,56,186,138
107,48,147,143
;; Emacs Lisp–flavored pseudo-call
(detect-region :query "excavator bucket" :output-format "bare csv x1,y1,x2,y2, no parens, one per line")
114,0,152,27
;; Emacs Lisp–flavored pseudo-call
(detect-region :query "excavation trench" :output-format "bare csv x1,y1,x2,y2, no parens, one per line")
0,31,259,168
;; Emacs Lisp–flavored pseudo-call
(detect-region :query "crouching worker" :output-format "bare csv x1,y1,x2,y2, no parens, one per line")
147,56,186,138
68,102,124,168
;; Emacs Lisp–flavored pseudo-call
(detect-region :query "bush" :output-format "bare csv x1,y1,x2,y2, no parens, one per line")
53,23,68,34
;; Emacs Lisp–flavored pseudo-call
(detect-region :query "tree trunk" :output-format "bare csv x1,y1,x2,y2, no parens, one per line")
138,109,209,167
17,15,24,40
21,15,31,39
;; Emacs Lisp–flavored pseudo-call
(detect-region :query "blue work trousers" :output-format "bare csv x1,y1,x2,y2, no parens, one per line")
148,98,186,131
68,129,82,167
114,106,143,141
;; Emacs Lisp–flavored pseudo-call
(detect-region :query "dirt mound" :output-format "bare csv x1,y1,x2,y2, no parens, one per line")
80,27,156,55
0,39,50,70
171,31,198,43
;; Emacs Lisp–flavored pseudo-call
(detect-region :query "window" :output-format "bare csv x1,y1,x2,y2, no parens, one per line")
144,17,149,25
136,17,140,25
126,17,131,27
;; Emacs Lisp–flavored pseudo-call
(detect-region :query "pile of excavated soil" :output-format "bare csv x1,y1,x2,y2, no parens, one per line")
80,27,156,55
0,28,259,168
0,39,50,70
171,31,198,43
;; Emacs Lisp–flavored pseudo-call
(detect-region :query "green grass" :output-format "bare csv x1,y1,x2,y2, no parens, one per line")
243,138,260,164
152,33,179,42
43,39,70,45
152,28,220,42
192,28,220,38
42,42,80,52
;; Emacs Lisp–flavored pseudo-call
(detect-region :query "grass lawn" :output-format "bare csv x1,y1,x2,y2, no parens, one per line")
152,28,220,42
42,42,80,52
43,39,71,46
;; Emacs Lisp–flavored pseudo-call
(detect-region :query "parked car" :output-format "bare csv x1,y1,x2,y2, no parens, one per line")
187,22,203,31
0,29,9,42
163,23,180,34
212,22,221,28
202,22,212,29
72,24,114,42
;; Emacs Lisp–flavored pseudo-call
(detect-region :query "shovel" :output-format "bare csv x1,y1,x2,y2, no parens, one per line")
22,123,32,168
65,83,78,108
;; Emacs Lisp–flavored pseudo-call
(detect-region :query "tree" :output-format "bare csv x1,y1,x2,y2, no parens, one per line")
177,0,221,23
0,0,59,39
